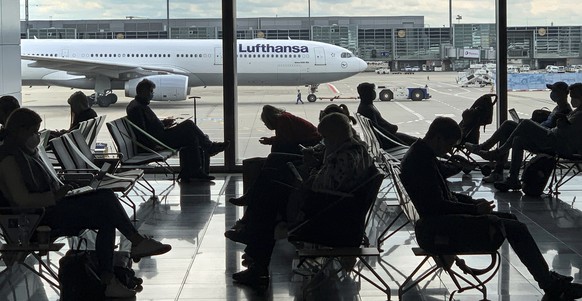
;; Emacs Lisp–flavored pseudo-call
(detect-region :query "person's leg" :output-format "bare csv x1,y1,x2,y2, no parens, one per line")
497,119,548,153
480,120,518,150
506,134,559,182
500,217,562,290
41,190,138,275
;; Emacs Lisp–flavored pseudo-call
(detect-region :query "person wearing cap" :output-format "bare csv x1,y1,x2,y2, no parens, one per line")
480,82,582,191
465,81,572,183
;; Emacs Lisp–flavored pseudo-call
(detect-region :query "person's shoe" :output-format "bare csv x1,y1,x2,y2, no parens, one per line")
464,142,482,154
478,149,503,161
542,272,577,300
191,173,216,181
229,195,249,206
482,172,503,183
232,266,269,287
131,238,172,260
104,277,137,298
230,219,247,231
494,177,522,192
241,253,255,268
207,141,230,157
224,228,250,244
561,282,582,300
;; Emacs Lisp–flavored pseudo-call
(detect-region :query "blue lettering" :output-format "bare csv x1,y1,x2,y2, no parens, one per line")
238,44,308,53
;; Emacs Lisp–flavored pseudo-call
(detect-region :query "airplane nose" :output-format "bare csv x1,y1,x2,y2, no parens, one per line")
357,58,368,72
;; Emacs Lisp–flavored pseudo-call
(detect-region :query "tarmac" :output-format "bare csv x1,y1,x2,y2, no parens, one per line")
21,71,556,161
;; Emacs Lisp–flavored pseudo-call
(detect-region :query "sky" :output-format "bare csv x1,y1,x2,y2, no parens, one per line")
20,0,582,27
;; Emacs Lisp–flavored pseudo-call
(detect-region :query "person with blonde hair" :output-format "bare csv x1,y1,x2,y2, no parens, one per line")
259,104,321,154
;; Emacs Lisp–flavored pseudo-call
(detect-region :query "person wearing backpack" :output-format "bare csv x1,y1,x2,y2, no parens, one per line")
465,82,572,183
478,83,582,192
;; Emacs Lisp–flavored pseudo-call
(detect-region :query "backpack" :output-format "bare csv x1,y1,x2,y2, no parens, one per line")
463,94,497,126
459,94,497,143
58,249,105,301
521,154,555,197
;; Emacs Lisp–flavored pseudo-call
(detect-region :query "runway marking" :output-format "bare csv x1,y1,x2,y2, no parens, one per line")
395,102,424,122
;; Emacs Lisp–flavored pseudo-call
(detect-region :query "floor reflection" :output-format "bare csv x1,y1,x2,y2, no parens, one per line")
1,171,582,300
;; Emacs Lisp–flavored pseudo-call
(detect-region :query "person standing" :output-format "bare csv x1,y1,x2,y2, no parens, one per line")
296,90,303,104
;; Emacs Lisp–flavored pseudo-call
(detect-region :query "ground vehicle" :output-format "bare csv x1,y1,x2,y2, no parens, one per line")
546,65,565,73
410,66,421,72
375,68,391,74
376,85,431,101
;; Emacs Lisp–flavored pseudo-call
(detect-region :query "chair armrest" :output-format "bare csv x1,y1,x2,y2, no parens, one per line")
123,118,177,154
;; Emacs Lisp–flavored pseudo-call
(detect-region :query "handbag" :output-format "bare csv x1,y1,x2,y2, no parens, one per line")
531,107,551,123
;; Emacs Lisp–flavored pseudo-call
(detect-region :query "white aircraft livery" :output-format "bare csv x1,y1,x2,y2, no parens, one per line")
21,39,367,106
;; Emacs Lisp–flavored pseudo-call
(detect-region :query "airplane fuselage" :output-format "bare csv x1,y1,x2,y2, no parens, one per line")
21,39,367,90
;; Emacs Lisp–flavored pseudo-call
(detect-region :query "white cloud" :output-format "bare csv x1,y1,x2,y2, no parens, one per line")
20,0,582,26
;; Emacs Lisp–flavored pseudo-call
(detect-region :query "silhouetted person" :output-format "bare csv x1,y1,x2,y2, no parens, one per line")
0,108,172,298
356,82,417,148
126,79,228,181
0,95,20,142
400,116,582,300
259,105,320,154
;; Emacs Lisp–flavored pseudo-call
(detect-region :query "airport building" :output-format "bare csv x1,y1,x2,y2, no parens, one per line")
21,16,582,71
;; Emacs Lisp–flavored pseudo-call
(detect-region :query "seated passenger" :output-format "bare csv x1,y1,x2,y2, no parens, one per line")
126,79,228,181
400,116,582,300
0,108,172,298
356,82,417,148
465,81,572,182
229,103,357,208
0,95,20,142
225,113,372,287
258,104,321,154
479,83,582,191
49,91,98,139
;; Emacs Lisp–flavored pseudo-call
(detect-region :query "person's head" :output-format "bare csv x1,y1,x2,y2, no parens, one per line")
260,105,285,130
0,95,21,125
357,82,376,104
67,91,90,114
547,81,569,103
569,83,582,108
318,113,353,148
424,117,461,156
5,108,43,152
136,79,156,100
319,104,357,124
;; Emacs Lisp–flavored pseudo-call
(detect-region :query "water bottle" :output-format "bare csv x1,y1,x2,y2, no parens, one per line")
18,215,31,246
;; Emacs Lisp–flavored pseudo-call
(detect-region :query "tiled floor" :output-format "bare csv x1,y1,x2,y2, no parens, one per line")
2,168,582,301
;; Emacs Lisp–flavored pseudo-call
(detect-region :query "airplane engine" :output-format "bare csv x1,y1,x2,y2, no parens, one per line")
125,75,190,101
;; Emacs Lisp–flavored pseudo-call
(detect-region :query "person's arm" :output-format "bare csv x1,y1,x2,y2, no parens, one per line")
402,151,478,216
0,157,56,208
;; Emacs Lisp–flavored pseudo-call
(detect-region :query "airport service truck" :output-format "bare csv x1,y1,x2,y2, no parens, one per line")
376,85,431,101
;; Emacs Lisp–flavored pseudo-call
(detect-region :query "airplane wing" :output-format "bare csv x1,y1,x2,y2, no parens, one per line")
22,55,191,79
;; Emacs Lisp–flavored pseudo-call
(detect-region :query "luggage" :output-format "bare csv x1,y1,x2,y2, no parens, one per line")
178,146,208,180
58,249,104,301
59,239,139,300
521,154,555,197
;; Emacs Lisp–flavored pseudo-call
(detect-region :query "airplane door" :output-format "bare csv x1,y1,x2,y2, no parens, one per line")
61,49,69,58
314,47,326,65
214,48,223,65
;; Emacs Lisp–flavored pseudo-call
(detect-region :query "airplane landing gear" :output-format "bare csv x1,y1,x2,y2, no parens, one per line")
305,84,320,102
89,90,118,107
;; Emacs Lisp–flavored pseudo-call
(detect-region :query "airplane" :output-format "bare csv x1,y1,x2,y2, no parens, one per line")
21,39,368,106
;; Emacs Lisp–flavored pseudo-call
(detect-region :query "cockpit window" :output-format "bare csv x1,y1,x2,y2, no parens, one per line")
341,52,353,58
